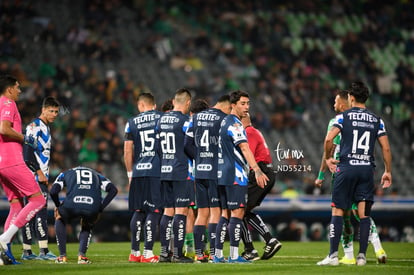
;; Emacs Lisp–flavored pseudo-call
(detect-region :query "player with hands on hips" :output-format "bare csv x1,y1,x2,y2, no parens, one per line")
50,166,118,264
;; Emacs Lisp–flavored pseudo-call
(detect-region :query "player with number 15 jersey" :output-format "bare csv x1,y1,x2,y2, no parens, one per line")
124,109,162,178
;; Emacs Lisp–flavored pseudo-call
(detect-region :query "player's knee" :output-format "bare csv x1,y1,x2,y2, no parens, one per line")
364,201,373,217
81,218,95,230
10,197,24,204
28,192,46,205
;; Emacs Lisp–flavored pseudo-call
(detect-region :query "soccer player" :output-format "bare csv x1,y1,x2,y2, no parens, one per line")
315,89,387,264
0,75,46,265
184,95,231,262
157,88,193,263
50,166,118,264
184,96,230,262
183,98,210,259
240,113,282,261
215,90,269,263
21,96,60,261
124,92,163,263
317,81,392,266
160,98,174,112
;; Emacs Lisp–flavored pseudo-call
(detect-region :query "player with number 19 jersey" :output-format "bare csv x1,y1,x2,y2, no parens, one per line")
52,166,114,213
218,114,249,186
124,110,162,177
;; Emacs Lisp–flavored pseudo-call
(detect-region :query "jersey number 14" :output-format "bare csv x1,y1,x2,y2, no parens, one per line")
351,130,370,155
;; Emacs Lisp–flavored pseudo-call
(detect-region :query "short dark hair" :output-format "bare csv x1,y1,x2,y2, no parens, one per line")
229,90,249,104
138,92,155,105
42,96,60,108
217,94,230,103
0,75,18,94
174,88,192,104
337,89,349,101
161,98,173,112
349,81,369,103
190,98,209,114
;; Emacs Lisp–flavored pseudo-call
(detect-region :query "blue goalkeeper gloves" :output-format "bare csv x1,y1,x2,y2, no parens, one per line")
24,135,38,149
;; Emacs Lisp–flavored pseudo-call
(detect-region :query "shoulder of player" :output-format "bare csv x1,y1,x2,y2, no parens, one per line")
343,108,382,120
247,125,261,135
0,97,16,107
26,118,43,130
366,108,382,120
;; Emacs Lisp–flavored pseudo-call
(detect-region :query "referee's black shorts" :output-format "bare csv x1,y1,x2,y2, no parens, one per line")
247,161,276,209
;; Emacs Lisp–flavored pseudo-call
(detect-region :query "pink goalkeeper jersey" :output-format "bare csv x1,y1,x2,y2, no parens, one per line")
0,95,24,168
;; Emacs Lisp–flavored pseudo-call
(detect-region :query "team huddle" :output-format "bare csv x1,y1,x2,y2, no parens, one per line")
0,74,392,267
124,89,281,263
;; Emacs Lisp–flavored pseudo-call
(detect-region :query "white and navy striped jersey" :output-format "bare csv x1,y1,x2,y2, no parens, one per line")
25,117,51,179
218,114,249,186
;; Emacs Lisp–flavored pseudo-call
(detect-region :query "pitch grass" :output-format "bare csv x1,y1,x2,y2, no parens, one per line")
5,242,414,275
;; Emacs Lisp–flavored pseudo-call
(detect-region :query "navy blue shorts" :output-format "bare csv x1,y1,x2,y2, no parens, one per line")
129,177,145,211
218,185,227,209
58,205,99,227
195,178,220,208
162,180,193,208
188,179,196,208
332,165,375,210
225,184,248,210
131,177,162,213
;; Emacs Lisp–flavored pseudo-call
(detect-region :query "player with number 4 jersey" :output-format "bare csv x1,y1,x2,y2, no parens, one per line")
184,95,231,262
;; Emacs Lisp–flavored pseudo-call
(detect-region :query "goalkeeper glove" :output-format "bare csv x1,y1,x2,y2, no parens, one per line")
24,135,38,149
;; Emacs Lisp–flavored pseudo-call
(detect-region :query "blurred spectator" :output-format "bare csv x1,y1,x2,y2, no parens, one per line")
39,21,59,44
278,220,302,241
309,222,325,241
105,40,122,62
281,182,300,199
405,32,414,55
194,30,212,50
104,70,118,104
378,225,400,242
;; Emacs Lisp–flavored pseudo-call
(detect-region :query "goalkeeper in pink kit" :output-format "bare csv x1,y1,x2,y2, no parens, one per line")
0,75,46,265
